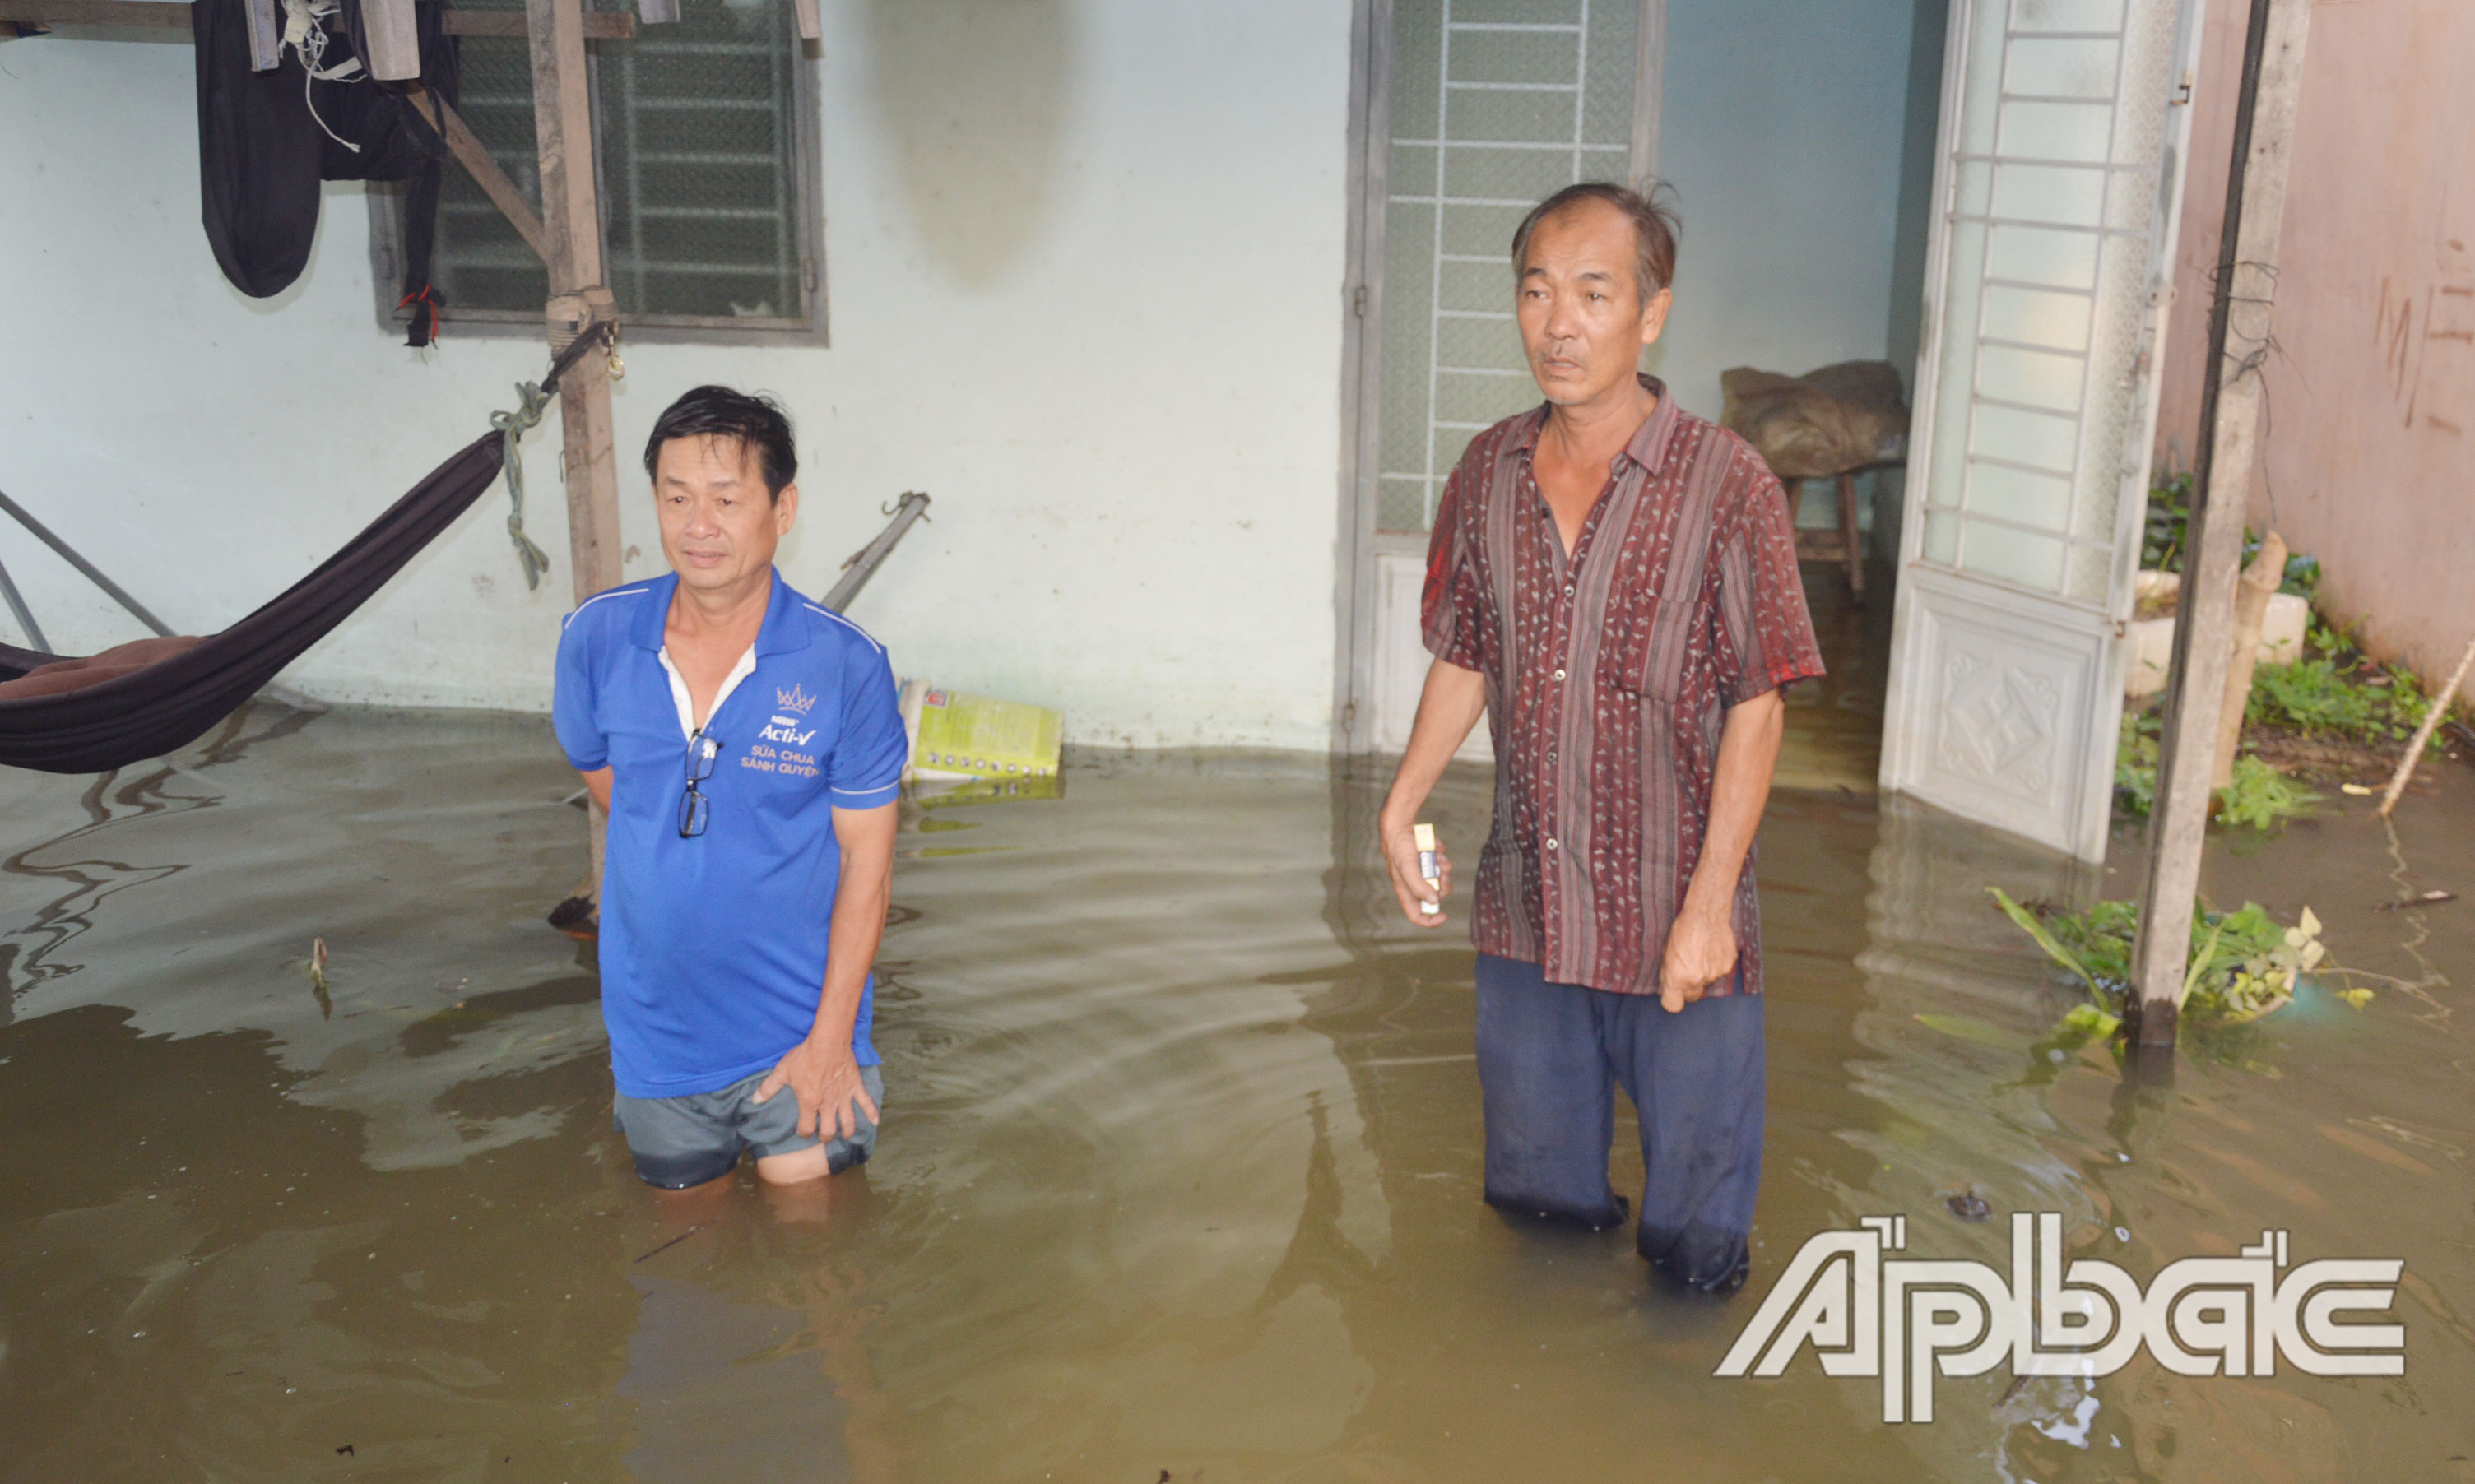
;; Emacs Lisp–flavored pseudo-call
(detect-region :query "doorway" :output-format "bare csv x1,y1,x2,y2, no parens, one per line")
1337,0,2205,862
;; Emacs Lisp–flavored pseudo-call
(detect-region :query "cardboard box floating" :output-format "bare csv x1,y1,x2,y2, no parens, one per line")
899,681,1063,788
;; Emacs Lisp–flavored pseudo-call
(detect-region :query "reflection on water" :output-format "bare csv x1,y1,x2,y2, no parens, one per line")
2,708,2473,1481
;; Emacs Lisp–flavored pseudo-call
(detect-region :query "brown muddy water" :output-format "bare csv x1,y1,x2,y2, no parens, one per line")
2,698,2473,1483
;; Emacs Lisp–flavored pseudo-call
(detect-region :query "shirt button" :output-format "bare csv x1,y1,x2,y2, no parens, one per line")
1552,668,1566,682
1563,584,1574,597
1546,837,1559,851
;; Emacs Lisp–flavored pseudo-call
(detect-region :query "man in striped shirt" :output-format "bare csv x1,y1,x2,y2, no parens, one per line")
1379,183,1824,1292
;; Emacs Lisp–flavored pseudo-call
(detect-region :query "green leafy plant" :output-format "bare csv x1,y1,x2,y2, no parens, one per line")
2142,473,2194,573
2273,550,2322,601
2138,474,2318,597
2217,754,2321,829
2110,710,2313,828
2115,707,2160,818
1989,890,2342,1029
2247,656,2431,744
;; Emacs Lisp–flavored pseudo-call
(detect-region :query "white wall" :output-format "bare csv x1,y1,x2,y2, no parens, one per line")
0,0,1355,750
1646,0,1928,424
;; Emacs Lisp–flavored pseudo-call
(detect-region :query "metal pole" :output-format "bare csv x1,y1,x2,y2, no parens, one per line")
821,492,931,613
0,486,174,637
0,550,49,652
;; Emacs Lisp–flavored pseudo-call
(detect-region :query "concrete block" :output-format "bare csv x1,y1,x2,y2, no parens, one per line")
2120,574,2312,698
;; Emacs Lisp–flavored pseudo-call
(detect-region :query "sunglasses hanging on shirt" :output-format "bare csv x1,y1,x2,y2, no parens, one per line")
679,730,720,838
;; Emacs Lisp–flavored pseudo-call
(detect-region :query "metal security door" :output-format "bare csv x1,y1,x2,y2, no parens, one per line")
1880,0,2203,860
1340,0,1659,754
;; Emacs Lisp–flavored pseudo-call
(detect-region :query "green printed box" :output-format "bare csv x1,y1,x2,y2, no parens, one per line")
899,680,1063,782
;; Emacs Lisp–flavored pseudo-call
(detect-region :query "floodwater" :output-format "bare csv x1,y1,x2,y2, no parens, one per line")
2,689,2473,1482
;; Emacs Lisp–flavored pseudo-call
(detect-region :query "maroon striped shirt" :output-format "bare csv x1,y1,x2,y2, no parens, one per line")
1421,378,1825,997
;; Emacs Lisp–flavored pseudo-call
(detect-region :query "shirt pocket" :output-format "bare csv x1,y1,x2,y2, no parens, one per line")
1604,596,1696,705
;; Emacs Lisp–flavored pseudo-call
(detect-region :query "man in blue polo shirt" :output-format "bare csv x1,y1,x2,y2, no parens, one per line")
553,385,908,1190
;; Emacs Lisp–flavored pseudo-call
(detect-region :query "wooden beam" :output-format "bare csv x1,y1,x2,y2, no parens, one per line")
2129,0,2315,1047
402,83,551,265
440,8,632,38
0,0,268,64
0,0,632,37
0,0,182,27
0,1,635,39
791,0,817,41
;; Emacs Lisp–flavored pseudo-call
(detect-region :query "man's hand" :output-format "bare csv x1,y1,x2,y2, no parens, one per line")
753,1033,879,1141
1657,689,1780,1011
1656,900,1739,1013
1381,819,1453,926
1378,659,1487,928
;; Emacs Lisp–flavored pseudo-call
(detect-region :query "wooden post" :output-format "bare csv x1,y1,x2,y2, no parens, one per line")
525,0,623,604
526,0,624,909
2128,0,2313,1048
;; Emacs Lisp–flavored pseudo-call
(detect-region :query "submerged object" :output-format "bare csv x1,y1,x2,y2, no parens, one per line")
1943,1187,1991,1222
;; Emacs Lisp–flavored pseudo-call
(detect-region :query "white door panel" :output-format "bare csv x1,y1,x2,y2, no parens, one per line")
1881,0,2203,860
1372,548,1492,761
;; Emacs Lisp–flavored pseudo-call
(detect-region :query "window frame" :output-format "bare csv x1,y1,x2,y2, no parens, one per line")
364,38,829,348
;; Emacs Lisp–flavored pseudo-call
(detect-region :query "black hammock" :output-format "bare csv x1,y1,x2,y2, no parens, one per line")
0,328,609,776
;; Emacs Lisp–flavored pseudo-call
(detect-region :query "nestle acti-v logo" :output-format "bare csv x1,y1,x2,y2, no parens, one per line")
775,683,818,716
1717,1213,2404,1422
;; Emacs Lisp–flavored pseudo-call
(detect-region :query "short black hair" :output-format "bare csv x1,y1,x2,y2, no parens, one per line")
1510,181,1682,308
643,385,798,499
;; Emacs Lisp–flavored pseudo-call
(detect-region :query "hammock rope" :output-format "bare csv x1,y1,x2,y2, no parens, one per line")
489,379,555,591
489,319,623,591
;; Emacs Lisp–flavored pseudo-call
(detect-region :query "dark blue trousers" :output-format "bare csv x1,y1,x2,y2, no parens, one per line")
1474,953,1764,1292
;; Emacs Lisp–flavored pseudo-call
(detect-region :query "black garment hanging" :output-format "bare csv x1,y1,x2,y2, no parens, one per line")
192,0,462,343
0,328,607,776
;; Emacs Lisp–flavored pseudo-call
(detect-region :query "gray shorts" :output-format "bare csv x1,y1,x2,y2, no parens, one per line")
613,1064,883,1190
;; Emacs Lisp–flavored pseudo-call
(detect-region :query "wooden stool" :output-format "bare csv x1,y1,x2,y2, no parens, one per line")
1782,458,1901,606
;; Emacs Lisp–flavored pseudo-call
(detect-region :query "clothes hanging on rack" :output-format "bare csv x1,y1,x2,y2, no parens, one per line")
191,0,462,343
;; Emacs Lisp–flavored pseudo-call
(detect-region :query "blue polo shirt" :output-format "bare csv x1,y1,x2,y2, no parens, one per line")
551,569,908,1099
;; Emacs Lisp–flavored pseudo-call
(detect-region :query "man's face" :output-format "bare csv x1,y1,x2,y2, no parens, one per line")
1515,199,1674,408
653,434,798,596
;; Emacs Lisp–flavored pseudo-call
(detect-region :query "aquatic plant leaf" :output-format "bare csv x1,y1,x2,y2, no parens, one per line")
2180,917,2227,1009
2060,1003,2121,1039
2335,986,2375,1009
1999,893,2330,1027
2212,969,2292,1023
1989,888,2104,1004
1915,1012,2022,1049
2217,757,2319,830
